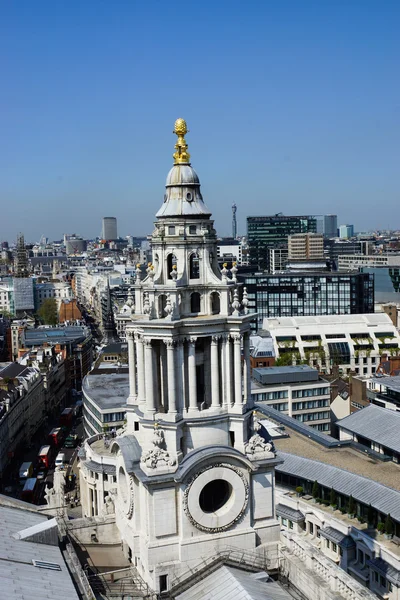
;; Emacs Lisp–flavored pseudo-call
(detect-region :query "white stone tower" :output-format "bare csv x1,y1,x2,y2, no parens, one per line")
111,119,281,593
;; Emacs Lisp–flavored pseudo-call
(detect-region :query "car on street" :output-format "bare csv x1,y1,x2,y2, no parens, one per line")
65,434,78,448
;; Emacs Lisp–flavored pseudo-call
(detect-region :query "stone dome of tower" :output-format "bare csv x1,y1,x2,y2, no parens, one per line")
155,119,212,218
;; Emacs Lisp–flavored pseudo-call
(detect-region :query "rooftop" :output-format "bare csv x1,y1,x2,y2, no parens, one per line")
337,404,400,453
0,499,79,600
83,371,129,411
371,375,400,392
271,417,400,492
264,313,395,331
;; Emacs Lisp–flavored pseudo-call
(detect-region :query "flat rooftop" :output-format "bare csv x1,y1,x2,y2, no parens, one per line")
83,371,129,410
271,421,400,492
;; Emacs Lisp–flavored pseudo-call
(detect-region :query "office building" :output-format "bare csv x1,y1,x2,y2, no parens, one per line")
65,236,87,255
102,216,118,241
247,214,317,271
269,246,289,273
339,224,355,239
238,271,374,330
288,233,324,261
338,254,400,271
263,313,400,376
323,214,338,238
216,237,243,265
251,365,331,432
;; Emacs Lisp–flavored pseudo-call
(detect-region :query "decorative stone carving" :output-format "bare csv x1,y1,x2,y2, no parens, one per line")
143,291,150,314
231,262,238,282
141,423,176,469
221,262,228,280
135,263,142,282
170,265,178,281
183,463,249,533
244,411,275,458
165,293,173,317
242,286,249,314
231,288,241,316
105,494,115,515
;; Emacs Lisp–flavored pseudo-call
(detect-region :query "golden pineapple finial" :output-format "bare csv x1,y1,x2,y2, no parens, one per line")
173,118,190,164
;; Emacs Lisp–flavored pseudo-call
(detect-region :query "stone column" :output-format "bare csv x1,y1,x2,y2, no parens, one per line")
176,339,184,414
243,332,251,405
136,335,146,405
223,334,232,407
127,331,137,403
165,339,177,414
210,335,220,408
232,333,243,405
144,338,156,413
188,337,198,411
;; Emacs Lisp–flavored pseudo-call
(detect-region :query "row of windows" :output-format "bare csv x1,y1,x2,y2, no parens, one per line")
292,387,330,398
292,399,330,411
252,390,288,400
293,411,330,422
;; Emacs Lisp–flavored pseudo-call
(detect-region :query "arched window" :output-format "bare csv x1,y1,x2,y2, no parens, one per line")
189,253,200,279
158,294,167,318
211,292,220,315
167,254,177,279
190,292,201,313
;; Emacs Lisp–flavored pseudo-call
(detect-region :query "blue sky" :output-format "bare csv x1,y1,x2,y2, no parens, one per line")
1,0,399,242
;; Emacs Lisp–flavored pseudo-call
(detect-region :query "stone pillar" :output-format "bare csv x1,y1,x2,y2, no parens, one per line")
165,339,177,414
176,339,184,414
243,332,251,405
127,331,137,403
210,335,220,408
144,338,156,413
188,337,198,411
224,334,232,407
233,333,243,405
136,335,146,405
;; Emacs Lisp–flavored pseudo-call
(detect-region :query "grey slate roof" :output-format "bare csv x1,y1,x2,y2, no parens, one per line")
0,504,79,600
176,565,293,600
337,404,400,453
84,460,116,475
275,504,305,523
277,452,400,523
367,558,400,585
320,527,355,548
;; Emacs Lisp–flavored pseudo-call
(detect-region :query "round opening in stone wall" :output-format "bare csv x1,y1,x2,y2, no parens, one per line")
199,479,232,514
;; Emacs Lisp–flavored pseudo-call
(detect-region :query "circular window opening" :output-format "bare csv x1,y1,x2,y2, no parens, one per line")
186,191,193,202
199,479,232,513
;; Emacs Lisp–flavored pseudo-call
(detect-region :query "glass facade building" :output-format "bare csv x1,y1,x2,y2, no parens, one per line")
247,215,317,271
239,272,374,331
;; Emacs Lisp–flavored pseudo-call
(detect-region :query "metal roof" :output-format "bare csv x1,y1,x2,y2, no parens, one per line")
337,404,400,453
367,558,400,585
0,504,79,600
320,527,355,548
176,565,293,600
277,452,400,523
371,375,400,393
275,504,305,523
84,459,116,475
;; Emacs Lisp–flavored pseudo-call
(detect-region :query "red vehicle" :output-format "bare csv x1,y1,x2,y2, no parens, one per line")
37,445,53,470
59,408,74,428
21,477,38,504
48,427,64,448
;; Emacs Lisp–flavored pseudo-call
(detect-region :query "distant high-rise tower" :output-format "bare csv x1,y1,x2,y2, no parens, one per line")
14,233,29,278
102,217,118,241
232,203,237,238
323,214,338,238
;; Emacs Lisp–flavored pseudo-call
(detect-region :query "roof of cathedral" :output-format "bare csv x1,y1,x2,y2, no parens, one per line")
155,119,212,219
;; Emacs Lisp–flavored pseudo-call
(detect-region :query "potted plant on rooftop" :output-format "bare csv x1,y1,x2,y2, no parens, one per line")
384,514,394,540
312,481,319,503
347,495,355,518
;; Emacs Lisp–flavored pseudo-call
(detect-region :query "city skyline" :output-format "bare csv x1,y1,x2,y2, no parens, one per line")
1,1,399,241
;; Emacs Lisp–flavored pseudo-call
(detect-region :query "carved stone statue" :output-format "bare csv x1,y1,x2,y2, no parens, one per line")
105,494,115,515
244,412,275,457
141,424,176,469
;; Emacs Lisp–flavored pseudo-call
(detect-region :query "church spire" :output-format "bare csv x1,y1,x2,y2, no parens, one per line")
173,118,191,165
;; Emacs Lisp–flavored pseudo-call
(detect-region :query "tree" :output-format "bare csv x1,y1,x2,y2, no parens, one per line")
312,481,320,500
367,504,374,526
38,298,58,325
385,514,394,537
347,495,355,516
329,488,336,507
